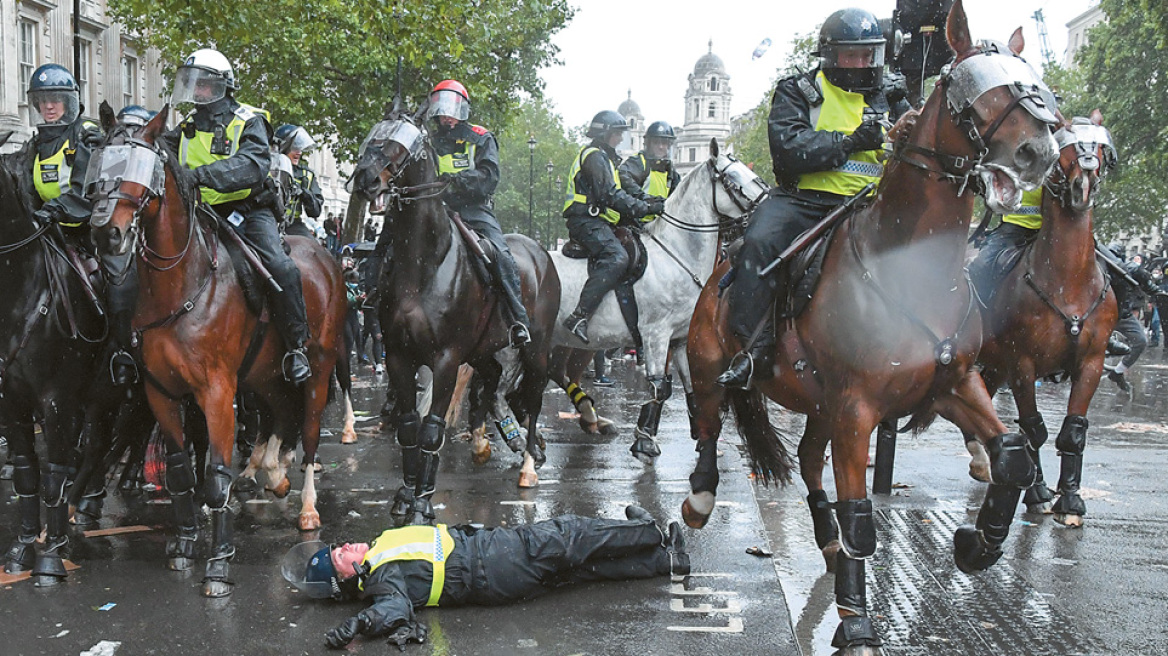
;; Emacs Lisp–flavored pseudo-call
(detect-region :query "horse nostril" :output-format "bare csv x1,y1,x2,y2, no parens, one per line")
1014,141,1039,170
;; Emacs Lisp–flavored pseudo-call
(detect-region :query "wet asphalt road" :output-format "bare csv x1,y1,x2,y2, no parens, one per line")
2,351,1168,655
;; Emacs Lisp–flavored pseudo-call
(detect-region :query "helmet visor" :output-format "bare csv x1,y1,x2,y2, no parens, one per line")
29,89,80,127
172,66,227,105
426,89,470,122
281,127,316,155
281,541,339,599
644,137,674,162
821,44,885,71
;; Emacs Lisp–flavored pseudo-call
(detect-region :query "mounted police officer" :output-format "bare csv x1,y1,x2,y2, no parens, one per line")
424,79,530,348
561,110,663,344
116,105,158,136
160,48,312,383
274,124,324,238
22,64,139,385
719,7,893,389
283,506,688,649
618,120,680,208
968,187,1044,296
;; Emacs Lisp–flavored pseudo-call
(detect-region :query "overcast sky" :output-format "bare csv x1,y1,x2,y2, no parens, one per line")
539,0,1095,131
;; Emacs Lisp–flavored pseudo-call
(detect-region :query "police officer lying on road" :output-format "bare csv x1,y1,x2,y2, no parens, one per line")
283,506,688,649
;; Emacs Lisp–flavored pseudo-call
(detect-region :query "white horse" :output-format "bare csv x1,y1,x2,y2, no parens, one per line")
550,140,769,462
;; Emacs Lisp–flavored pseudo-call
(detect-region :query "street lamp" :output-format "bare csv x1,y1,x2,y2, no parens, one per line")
545,160,555,250
527,135,537,238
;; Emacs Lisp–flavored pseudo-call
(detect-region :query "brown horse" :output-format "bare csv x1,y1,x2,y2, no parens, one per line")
348,107,560,526
89,104,352,597
682,2,1058,652
968,110,1118,528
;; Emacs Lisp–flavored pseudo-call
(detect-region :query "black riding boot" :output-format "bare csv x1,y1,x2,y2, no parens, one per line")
493,253,531,348
105,258,140,385
717,321,776,389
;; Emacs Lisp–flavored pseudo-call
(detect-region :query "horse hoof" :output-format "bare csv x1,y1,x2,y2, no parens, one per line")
682,492,715,529
34,574,66,587
341,428,357,445
1054,513,1083,528
298,512,322,532
822,539,842,573
968,463,991,483
202,579,233,598
472,442,492,466
953,525,1002,573
1026,501,1054,515
233,476,258,493
169,557,193,572
580,420,600,435
268,477,292,499
597,419,618,436
518,470,539,488
832,646,882,656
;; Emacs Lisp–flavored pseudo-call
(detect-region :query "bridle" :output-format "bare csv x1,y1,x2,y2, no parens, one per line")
1044,122,1115,208
358,116,449,214
657,156,765,234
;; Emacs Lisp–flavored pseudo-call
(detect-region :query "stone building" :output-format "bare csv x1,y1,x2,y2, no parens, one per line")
674,41,732,176
1065,2,1104,68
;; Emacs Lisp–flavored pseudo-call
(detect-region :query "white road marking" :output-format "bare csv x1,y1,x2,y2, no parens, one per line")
667,617,744,633
670,598,742,614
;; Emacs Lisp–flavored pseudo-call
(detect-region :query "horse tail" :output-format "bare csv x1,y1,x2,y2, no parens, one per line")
899,409,937,435
726,387,795,486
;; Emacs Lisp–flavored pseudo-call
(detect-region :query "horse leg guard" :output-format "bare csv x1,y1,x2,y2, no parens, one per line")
5,455,40,573
831,614,882,654
165,451,199,571
1052,415,1089,520
33,464,72,583
683,439,721,528
495,416,526,453
631,376,671,463
410,415,445,525
392,412,421,518
986,432,1036,489
203,465,235,597
807,490,840,551
954,482,1022,573
1017,415,1054,509
833,553,881,651
834,499,876,559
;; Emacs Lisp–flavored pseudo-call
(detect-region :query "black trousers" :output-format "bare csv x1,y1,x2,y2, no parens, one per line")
728,191,838,339
284,218,315,239
234,205,310,349
567,214,628,318
968,222,1039,299
459,515,668,605
1115,312,1148,369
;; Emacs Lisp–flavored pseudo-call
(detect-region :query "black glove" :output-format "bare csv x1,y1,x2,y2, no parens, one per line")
438,172,458,187
325,615,361,649
883,71,909,106
385,621,428,651
82,130,105,149
845,120,885,152
191,167,207,187
33,207,57,225
648,198,666,216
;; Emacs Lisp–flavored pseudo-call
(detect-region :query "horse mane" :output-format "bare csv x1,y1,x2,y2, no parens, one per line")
0,146,38,221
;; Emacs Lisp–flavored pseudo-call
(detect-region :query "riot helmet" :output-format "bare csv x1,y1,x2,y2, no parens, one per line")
27,64,81,127
816,8,886,92
275,124,317,156
586,110,629,141
643,121,676,164
118,105,156,129
427,80,471,123
282,541,348,600
171,49,238,106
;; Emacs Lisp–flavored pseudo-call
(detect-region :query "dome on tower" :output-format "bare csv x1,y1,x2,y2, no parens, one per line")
694,40,726,77
618,89,642,120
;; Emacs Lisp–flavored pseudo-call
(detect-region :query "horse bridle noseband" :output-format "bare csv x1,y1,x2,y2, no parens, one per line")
657,158,761,234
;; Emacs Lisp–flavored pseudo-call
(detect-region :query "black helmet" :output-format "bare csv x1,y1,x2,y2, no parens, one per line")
27,64,81,127
586,110,629,140
817,8,886,92
644,121,676,140
117,105,156,128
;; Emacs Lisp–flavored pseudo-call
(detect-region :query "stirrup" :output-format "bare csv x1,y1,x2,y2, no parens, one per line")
716,351,754,390
509,323,531,348
282,348,311,384
565,316,590,344
110,349,139,385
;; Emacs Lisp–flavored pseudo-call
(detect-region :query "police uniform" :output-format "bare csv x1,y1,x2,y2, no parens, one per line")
968,187,1044,296
727,68,887,349
563,140,658,329
284,160,324,238
618,152,680,215
161,96,311,363
322,515,675,648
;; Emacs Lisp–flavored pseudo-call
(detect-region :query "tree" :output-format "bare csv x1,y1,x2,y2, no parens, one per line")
109,0,574,160
729,31,817,185
1065,0,1168,240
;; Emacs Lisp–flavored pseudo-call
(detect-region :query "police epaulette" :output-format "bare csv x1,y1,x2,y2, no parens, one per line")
796,74,823,107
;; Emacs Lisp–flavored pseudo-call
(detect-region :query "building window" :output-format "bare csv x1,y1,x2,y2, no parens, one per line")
122,56,138,107
19,19,38,94
693,100,699,119
689,147,696,162
709,77,718,92
78,39,93,109
708,102,717,119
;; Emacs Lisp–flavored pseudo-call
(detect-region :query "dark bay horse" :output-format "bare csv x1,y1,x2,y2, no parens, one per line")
682,3,1058,651
0,137,107,584
349,107,560,525
88,105,351,597
968,111,1118,528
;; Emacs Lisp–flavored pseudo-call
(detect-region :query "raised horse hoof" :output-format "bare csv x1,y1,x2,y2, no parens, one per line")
966,440,992,483
233,476,258,493
1054,513,1084,528
471,433,492,466
630,435,661,465
597,418,618,436
268,476,292,499
681,492,715,529
202,579,233,598
953,526,1003,573
822,539,842,573
298,511,322,532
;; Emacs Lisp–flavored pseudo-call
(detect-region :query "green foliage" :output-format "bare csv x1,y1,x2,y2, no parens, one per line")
108,0,574,161
1063,0,1168,240
492,98,580,245
729,31,818,185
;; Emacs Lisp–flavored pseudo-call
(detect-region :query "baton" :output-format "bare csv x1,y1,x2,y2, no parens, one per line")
759,182,876,278
1095,244,1141,289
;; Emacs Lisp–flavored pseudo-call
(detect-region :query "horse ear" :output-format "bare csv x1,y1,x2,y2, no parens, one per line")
99,101,117,134
142,103,169,143
708,138,719,160
1090,108,1104,126
946,0,973,57
1008,27,1025,55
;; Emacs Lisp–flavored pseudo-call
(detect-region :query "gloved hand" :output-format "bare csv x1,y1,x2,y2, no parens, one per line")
883,70,909,106
648,198,666,216
82,129,105,149
33,207,57,225
438,172,458,188
325,615,361,649
385,620,428,651
845,120,885,152
191,167,207,187
324,604,398,649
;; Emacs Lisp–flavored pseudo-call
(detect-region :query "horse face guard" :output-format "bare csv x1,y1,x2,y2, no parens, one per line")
354,117,427,209
1047,119,1117,208
696,154,767,236
932,43,1058,205
84,133,167,230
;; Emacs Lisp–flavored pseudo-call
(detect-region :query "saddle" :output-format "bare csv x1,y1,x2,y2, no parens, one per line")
970,233,1038,304
562,226,649,285
719,226,836,322
448,210,494,288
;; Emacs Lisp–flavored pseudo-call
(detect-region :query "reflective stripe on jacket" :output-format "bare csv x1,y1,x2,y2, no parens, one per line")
1001,188,1044,230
